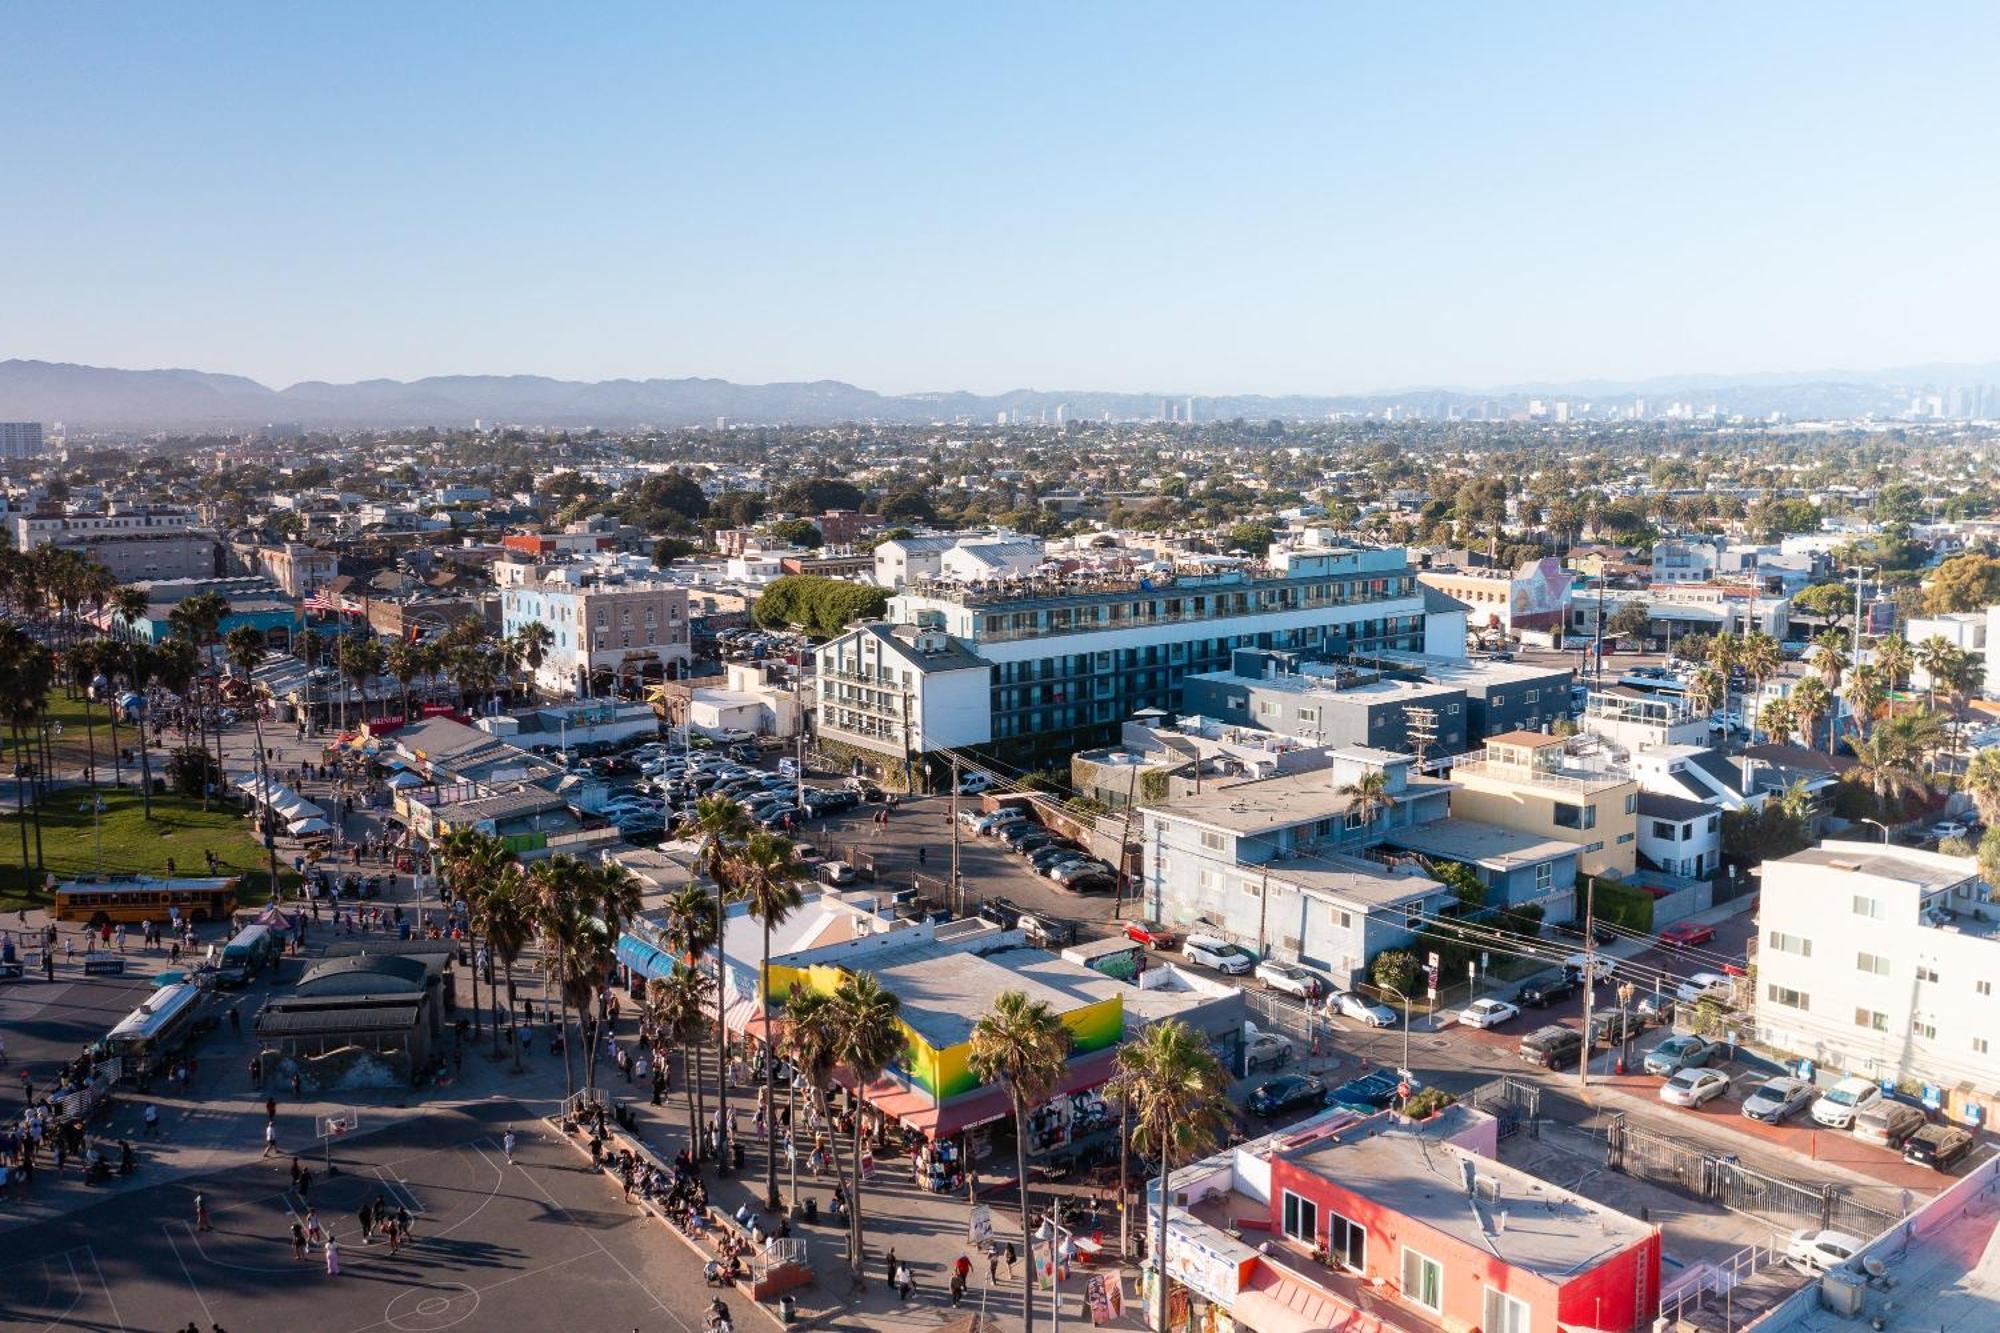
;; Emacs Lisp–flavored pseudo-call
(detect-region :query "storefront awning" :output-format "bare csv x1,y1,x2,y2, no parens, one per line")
722,992,762,1036
615,935,672,981
836,1046,1124,1140
1229,1264,1361,1333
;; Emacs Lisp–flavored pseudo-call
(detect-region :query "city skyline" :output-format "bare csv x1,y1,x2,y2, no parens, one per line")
8,5,2000,394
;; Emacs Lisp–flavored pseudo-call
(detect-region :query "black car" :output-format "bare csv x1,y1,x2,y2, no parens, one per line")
1904,1124,1976,1172
1248,1073,1326,1118
978,898,1024,929
1515,970,1583,1008
998,822,1048,850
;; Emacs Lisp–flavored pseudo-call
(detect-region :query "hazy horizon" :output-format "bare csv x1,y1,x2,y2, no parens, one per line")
8,4,1998,394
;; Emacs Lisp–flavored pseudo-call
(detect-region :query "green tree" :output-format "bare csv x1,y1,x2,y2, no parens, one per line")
751,575,888,637
769,518,823,549
1225,522,1276,554
831,971,907,1281
1607,603,1651,641
968,990,1074,1329
1926,553,2000,614
777,476,866,514
730,830,807,1209
1792,582,1857,629
647,966,714,1155
652,535,699,566
1371,948,1419,997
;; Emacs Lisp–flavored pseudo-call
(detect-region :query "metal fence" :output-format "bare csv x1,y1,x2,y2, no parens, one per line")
1243,990,1317,1046
1465,1075,1544,1140
1602,1113,1905,1236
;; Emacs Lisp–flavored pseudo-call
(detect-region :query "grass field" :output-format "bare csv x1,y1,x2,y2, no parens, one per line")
0,787,292,910
0,688,142,779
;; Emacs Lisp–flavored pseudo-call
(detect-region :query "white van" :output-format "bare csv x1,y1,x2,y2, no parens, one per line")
778,757,801,779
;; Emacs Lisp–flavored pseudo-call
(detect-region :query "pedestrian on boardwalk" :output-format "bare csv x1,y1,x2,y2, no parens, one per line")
987,1249,1000,1285
358,1202,373,1243
323,1235,340,1277
1003,1241,1017,1278
194,1192,212,1232
263,1121,279,1157
895,1262,914,1301
885,1248,898,1288
291,1222,306,1261
144,1104,160,1137
305,1208,322,1247
266,1097,277,1122
503,1129,518,1164
396,1204,411,1239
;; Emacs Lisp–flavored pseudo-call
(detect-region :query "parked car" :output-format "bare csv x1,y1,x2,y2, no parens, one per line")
1811,1076,1883,1129
1051,858,1113,884
977,898,1024,930
1929,818,1973,843
1326,1068,1415,1113
1740,1077,1814,1124
1563,953,1614,984
1011,831,1061,856
1784,1228,1865,1273
1589,1008,1643,1048
1658,921,1715,949
1515,970,1582,1008
818,860,857,886
1519,1024,1584,1070
1123,920,1180,950
1254,960,1323,1000
1458,998,1520,1030
1330,991,1398,1028
1659,1067,1732,1108
975,808,1028,835
1243,1029,1295,1071
999,822,1050,850
956,771,996,797
1182,933,1256,975
1673,971,1735,1004
1019,914,1078,947
1551,918,1614,946
1248,1073,1326,1118
1851,1100,1927,1149
1028,844,1084,873
1061,871,1117,895
1903,1124,1977,1172
1643,1034,1723,1077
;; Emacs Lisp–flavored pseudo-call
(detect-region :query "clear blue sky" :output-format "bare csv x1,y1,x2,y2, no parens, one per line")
7,3,1997,395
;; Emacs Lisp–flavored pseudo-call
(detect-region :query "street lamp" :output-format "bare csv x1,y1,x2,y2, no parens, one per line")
1036,1214,1074,1333
1855,817,1890,844
1377,981,1414,1079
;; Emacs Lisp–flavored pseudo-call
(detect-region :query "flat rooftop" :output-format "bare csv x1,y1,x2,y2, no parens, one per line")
1269,850,1444,908
1371,649,1576,687
854,940,1125,1050
1383,818,1580,869
1147,768,1452,835
1779,843,1977,895
1281,1113,1655,1280
1195,667,1461,704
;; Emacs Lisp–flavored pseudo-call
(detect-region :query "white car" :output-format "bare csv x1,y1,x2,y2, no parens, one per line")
1457,998,1520,1030
1673,971,1733,1004
1254,960,1323,999
1331,991,1399,1028
957,771,996,797
817,860,856,886
1811,1076,1883,1129
1929,819,1972,842
1562,954,1613,984
1785,1227,1866,1273
1183,934,1256,975
975,809,1028,835
1659,1067,1731,1108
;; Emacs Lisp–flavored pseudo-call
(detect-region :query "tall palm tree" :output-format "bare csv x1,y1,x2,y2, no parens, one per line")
1788,676,1832,753
1115,1019,1233,1333
527,854,598,1107
437,827,514,1038
1687,664,1725,718
385,639,421,724
513,621,554,700
113,585,149,641
1967,747,2000,829
1739,632,1781,741
831,970,907,1283
680,795,753,1164
64,639,103,787
731,830,807,1209
1706,633,1739,729
1915,635,1958,714
224,626,284,899
0,625,54,871
1849,713,1942,812
1874,634,1913,692
1758,697,1794,747
181,589,231,795
968,989,1075,1329
660,880,720,1133
647,966,715,1158
96,636,128,792
781,985,847,1221
124,640,160,820
479,867,533,1067
1335,769,1395,833
1841,663,1886,742
337,634,385,729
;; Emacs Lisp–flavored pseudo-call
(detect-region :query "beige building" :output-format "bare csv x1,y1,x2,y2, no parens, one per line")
233,541,338,598
1448,731,1639,879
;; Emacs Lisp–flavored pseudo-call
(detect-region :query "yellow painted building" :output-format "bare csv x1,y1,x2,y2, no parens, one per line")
1448,731,1638,879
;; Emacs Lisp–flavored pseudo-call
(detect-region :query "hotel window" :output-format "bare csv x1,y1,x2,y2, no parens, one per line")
1852,896,1883,920
1767,985,1809,1010
1400,1248,1443,1313
1857,952,1890,976
1913,1019,1937,1040
1199,831,1225,852
1855,1008,1889,1032
1977,1038,1990,1055
1280,1191,1317,1244
1980,981,1993,997
1483,1287,1531,1333
1918,966,1940,983
1767,931,1811,958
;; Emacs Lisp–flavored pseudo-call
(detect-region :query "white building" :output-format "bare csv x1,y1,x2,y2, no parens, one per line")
938,538,1044,582
812,622,992,787
685,661,805,741
1905,611,1991,694
1634,792,1721,882
500,571,690,697
1650,539,1720,584
1754,841,1997,1125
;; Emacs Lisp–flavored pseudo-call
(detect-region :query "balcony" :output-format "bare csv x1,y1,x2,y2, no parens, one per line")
1451,755,1629,795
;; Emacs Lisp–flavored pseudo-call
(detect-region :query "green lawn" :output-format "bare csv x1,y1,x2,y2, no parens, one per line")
0,787,294,910
0,688,137,776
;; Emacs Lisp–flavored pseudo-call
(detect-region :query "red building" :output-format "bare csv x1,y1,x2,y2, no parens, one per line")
1263,1110,1659,1332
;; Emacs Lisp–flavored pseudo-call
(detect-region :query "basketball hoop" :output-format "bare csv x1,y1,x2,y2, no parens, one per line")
315,1107,360,1175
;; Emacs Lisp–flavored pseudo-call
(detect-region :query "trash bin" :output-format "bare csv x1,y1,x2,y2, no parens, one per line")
780,1295,798,1323
733,1141,746,1170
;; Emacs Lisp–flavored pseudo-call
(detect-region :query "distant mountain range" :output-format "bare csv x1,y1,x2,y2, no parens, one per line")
1,357,1996,431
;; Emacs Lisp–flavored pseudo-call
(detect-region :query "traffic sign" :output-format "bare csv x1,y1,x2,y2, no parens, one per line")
1426,951,1440,968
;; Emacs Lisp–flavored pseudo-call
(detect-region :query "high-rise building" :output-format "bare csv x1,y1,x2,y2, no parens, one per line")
0,422,44,460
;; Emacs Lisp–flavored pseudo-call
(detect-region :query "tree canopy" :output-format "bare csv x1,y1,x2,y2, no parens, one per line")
751,575,887,637
1926,553,2000,614
770,518,824,549
776,476,866,514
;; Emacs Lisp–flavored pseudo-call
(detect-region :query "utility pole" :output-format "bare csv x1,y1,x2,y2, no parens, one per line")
1577,874,1598,1092
1113,761,1143,919
948,752,962,915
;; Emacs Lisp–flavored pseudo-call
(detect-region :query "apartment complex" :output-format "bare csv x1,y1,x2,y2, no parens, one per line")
1448,731,1640,879
499,570,690,698
0,422,43,460
888,536,1433,764
229,541,338,598
10,503,216,583
1417,555,1571,636
1754,841,1997,1125
1181,647,1469,759
811,623,990,787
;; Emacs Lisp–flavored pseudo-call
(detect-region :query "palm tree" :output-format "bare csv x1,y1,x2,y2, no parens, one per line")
527,854,599,1108
968,989,1074,1329
96,637,128,791
1916,635,1958,714
1114,1019,1233,1333
0,625,54,871
660,880,720,1133
1874,634,1913,692
780,985,846,1221
1758,697,1793,746
1336,769,1395,834
513,622,554,700
385,639,421,724
1841,664,1886,742
731,830,807,1209
1788,676,1832,753
647,966,715,1158
437,827,514,1038
831,970,907,1283
113,585,149,641
64,639,103,787
124,641,160,819
224,625,283,899
1739,632,1782,740
1849,713,1942,812
679,794,753,1164
1687,664,1725,718
1966,747,2000,829
337,634,385,729
1706,634,1739,728
479,867,534,1068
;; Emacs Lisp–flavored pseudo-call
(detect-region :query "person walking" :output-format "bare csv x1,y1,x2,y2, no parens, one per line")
323,1234,340,1277
1003,1241,1017,1279
304,1208,323,1248
987,1248,1001,1285
291,1221,307,1261
358,1202,374,1244
142,1102,159,1137
503,1129,518,1165
885,1247,898,1289
262,1120,279,1157
194,1192,213,1232
895,1261,914,1301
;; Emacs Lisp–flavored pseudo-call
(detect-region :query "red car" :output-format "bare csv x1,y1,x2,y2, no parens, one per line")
1123,920,1180,950
1658,922,1715,949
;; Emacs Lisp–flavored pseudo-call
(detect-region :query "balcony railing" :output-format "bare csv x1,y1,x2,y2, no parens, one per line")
1451,755,1629,794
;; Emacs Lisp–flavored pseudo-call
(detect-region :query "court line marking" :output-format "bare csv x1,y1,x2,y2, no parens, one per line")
476,1139,693,1332
32,1251,84,1333
372,1162,427,1215
162,1223,216,1330
336,1250,602,1333
84,1246,127,1332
